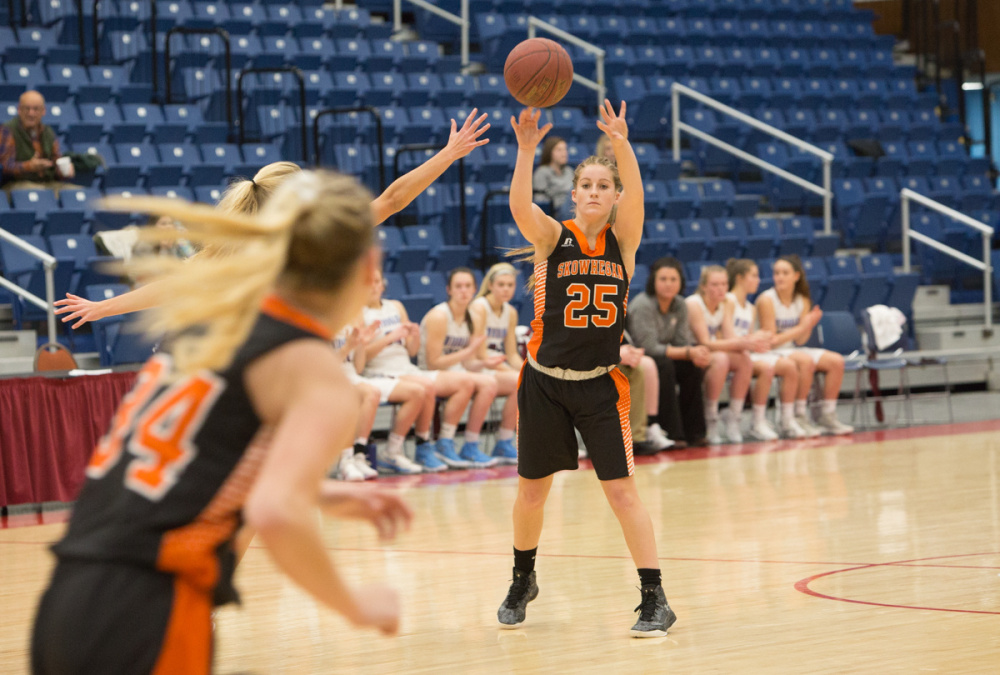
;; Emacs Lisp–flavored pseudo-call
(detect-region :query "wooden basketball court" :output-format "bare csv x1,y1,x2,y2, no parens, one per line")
2,421,998,673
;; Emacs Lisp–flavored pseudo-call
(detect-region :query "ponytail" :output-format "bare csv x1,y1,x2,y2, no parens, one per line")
103,170,374,375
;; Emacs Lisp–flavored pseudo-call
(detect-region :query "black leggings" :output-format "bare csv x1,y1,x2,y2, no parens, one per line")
650,354,707,444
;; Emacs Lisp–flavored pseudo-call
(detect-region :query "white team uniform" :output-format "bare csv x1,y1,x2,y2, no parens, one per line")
687,292,724,341
758,288,825,363
419,302,470,372
333,327,399,403
729,292,781,366
362,299,438,381
472,296,514,359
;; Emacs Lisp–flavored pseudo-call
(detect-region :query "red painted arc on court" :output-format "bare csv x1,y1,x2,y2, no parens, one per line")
795,552,1000,615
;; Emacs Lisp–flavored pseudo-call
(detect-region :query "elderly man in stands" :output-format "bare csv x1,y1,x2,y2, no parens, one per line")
0,90,75,195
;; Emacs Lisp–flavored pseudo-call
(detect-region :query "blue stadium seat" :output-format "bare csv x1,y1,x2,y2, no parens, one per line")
745,217,778,260
377,226,429,274
712,217,747,260
405,271,448,304
639,220,678,265
676,218,713,262
403,225,471,272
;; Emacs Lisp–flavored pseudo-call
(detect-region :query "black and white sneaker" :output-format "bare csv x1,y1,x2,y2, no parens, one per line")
630,584,676,638
497,568,538,628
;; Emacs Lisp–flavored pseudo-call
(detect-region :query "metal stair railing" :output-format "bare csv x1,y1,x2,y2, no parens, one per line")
901,188,994,333
671,82,835,235
393,0,470,74
0,229,59,345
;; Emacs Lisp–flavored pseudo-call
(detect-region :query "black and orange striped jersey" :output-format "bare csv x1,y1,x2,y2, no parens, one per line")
526,220,629,371
52,294,333,606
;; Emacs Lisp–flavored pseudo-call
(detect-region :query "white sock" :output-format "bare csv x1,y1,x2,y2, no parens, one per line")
705,400,719,419
354,437,368,447
752,404,767,424
340,447,354,461
822,399,837,415
415,430,431,442
440,423,457,440
795,400,808,417
729,398,745,416
387,433,406,456
497,428,515,441
464,431,480,443
781,403,795,422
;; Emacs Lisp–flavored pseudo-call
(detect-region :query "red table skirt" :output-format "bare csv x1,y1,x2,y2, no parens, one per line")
0,372,137,507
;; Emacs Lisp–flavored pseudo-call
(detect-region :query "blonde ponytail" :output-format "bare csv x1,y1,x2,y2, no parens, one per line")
102,170,374,375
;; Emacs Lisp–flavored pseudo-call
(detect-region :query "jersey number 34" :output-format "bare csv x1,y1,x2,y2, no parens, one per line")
86,355,226,501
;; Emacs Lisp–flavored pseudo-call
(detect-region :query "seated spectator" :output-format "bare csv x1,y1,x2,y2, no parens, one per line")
686,265,757,444
627,257,710,448
619,339,674,453
755,255,854,436
332,319,440,480
469,263,521,464
132,215,197,259
533,135,574,220
361,268,489,472
726,258,805,439
419,267,500,468
0,90,76,195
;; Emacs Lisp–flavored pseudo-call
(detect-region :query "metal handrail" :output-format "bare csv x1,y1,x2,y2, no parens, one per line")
393,0,470,74
164,27,233,137
237,66,307,162
526,17,606,110
671,82,834,234
0,229,58,344
901,188,994,331
392,144,467,242
312,106,385,192
479,187,511,266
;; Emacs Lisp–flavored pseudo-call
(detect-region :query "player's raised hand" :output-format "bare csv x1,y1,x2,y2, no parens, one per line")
596,99,629,142
510,107,552,150
445,108,490,159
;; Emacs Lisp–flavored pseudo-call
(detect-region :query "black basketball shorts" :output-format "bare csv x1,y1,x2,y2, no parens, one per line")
516,362,635,481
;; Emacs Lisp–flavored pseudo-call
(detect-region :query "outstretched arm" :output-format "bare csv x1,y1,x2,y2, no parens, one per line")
371,109,489,225
509,108,561,255
601,100,643,261
54,281,164,328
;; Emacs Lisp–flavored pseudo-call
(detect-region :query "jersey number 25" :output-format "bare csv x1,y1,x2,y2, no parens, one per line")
564,283,618,328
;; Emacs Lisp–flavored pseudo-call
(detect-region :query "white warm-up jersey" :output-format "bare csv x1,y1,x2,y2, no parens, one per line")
472,296,513,356
729,292,755,337
361,299,418,377
759,288,805,334
418,302,470,371
687,292,724,340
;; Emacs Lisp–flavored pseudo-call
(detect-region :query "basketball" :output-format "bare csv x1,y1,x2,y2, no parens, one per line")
503,37,574,108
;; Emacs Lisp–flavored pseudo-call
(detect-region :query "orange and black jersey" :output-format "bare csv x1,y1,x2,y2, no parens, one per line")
526,220,629,371
52,295,333,606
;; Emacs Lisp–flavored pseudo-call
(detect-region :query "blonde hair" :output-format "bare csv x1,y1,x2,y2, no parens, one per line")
697,265,728,298
476,262,518,298
103,170,375,374
215,161,302,217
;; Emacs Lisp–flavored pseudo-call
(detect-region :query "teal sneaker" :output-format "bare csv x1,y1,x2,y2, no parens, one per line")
434,438,472,468
459,441,499,468
491,439,518,465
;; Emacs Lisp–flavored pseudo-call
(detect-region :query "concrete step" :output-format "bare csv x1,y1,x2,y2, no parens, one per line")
913,324,1000,351
913,285,953,308
0,330,37,359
